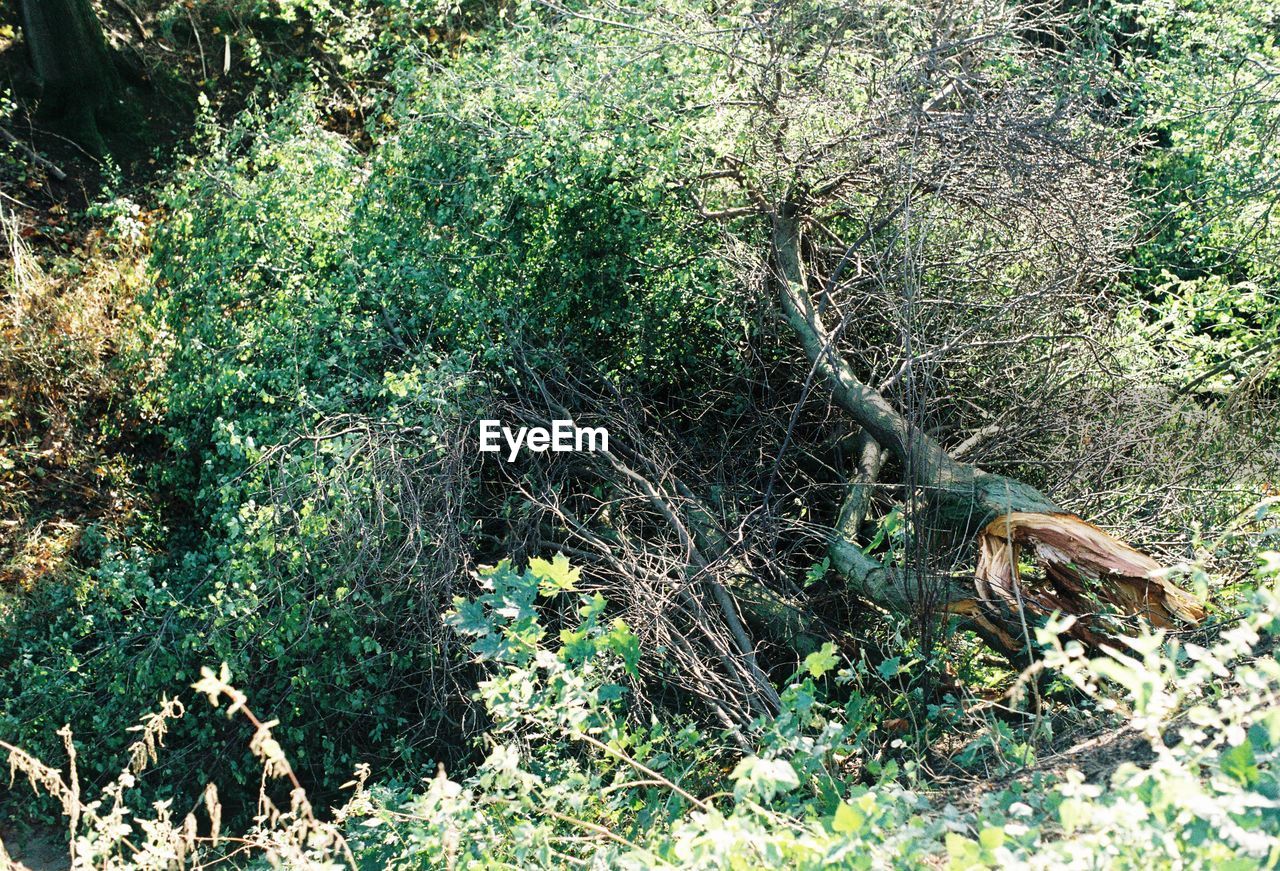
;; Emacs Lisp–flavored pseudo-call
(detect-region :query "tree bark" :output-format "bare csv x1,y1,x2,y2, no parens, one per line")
771,207,1204,659
19,0,125,155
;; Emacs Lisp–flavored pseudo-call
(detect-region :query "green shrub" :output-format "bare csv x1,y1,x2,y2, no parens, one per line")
6,0,1278,850
352,12,746,382
150,99,369,496
1118,0,1280,397
341,549,1280,869
7,549,1280,866
71,7,756,807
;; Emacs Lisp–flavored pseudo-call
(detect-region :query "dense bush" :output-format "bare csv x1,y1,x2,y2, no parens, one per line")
1,1,1278,862
352,12,747,382
343,549,1280,869
1118,0,1280,398
15,543,1274,865
11,546,1278,866
0,4,761,811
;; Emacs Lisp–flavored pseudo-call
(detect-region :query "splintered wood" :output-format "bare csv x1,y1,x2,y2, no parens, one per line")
963,511,1205,649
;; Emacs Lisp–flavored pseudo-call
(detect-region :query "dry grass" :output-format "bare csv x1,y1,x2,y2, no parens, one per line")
0,206,153,595
0,666,358,869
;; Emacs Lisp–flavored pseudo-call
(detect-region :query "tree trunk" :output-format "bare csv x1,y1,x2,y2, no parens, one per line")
19,0,124,155
772,207,1204,660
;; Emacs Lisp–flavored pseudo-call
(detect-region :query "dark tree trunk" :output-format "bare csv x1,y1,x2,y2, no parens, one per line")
19,0,124,154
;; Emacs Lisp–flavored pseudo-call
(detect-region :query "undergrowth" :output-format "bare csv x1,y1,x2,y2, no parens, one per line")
3,543,1279,869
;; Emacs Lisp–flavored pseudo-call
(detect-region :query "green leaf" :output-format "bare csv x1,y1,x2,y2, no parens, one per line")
558,627,594,662
529,553,581,596
945,833,984,870
1220,741,1260,787
877,657,901,680
805,556,831,587
832,800,865,834
1249,708,1280,751
730,757,801,802
579,592,607,621
446,599,490,636
978,826,1005,851
804,642,839,678
606,619,642,678
1058,797,1090,835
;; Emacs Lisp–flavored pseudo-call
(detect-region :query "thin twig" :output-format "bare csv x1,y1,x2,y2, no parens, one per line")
0,127,68,181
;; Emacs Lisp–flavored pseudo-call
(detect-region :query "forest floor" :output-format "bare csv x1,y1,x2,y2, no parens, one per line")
0,826,66,871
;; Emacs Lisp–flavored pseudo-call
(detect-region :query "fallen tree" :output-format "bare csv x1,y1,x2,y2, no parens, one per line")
469,1,1212,725
558,205,1208,692
772,207,1204,661
136,1,1214,740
